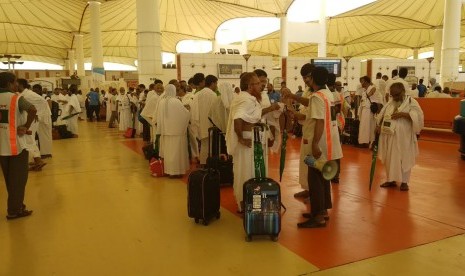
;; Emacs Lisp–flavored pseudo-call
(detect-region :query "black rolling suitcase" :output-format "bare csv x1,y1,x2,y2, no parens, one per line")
342,118,359,145
206,124,233,186
349,118,360,145
243,126,283,242
187,168,221,225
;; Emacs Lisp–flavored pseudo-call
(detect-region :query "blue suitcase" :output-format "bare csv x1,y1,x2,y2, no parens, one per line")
243,126,283,242
243,178,281,241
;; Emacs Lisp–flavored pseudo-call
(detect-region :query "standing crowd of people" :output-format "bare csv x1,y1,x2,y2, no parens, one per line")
0,61,426,227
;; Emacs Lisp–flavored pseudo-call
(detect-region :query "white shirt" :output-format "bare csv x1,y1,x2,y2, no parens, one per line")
21,89,51,117
190,87,217,139
307,89,343,161
374,78,387,103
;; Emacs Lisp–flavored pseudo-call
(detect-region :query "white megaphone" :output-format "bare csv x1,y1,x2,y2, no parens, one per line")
304,155,338,181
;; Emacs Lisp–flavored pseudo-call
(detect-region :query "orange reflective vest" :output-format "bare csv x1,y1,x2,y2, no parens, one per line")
0,92,21,156
314,92,333,160
337,93,346,131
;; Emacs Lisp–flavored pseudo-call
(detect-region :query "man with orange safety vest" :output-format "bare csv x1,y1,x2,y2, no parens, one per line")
284,65,343,228
0,72,37,219
327,75,346,184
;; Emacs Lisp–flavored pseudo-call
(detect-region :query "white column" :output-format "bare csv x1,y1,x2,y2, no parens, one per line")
242,28,248,55
64,59,70,75
318,0,327,57
75,34,85,77
89,1,105,85
413,48,419,59
68,50,75,74
137,0,163,86
212,40,218,53
434,28,443,75
280,15,288,58
337,45,344,58
441,0,461,85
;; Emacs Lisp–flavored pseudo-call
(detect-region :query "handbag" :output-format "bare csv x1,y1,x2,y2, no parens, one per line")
366,92,382,114
149,135,164,176
149,157,164,177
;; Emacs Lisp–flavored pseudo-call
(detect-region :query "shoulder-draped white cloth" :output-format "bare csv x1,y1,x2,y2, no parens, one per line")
225,91,262,156
376,96,424,182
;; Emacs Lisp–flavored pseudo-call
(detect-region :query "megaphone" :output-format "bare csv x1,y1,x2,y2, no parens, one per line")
304,155,339,180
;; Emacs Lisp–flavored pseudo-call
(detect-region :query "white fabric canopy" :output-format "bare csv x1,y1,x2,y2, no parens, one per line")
1,0,465,64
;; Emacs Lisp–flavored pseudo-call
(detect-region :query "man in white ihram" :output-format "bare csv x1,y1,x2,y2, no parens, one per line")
66,86,82,136
190,73,217,166
156,84,190,177
225,72,263,213
377,82,424,192
116,87,132,131
17,79,47,170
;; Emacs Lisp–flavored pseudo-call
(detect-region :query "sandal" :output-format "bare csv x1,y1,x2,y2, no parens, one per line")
294,190,309,198
400,183,409,191
380,181,397,188
302,212,330,221
297,217,326,228
6,209,33,220
29,162,46,171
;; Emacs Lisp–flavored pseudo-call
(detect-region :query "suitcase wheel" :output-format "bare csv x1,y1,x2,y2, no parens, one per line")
202,219,209,226
245,235,252,242
271,235,279,242
194,218,200,224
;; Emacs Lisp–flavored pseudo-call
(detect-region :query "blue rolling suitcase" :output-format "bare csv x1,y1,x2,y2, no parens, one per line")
243,178,282,242
243,126,283,242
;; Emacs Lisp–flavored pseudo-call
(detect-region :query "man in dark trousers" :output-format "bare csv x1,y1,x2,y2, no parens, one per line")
0,72,37,219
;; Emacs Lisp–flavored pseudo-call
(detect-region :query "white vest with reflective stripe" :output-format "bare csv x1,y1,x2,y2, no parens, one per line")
0,92,25,156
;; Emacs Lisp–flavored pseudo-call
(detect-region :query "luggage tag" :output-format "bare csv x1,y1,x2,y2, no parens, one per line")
259,130,266,145
381,114,395,135
252,186,262,211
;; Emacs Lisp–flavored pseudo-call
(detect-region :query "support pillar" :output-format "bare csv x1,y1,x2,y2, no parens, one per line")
137,0,163,86
75,34,85,78
440,0,461,85
89,1,105,86
337,45,344,58
280,15,288,58
434,28,443,75
413,48,419,59
68,50,75,75
242,36,248,55
280,15,288,81
318,0,327,57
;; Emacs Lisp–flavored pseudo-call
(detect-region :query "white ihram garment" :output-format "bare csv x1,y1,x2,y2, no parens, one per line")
190,87,217,164
225,91,262,210
156,85,190,175
358,85,381,144
66,94,82,135
117,94,132,131
377,96,424,183
21,89,52,157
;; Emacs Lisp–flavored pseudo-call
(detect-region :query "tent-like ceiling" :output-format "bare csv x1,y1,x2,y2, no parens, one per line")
0,0,464,66
0,0,291,65
249,0,465,60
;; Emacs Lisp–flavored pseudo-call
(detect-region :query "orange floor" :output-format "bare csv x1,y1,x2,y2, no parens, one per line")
123,129,465,270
